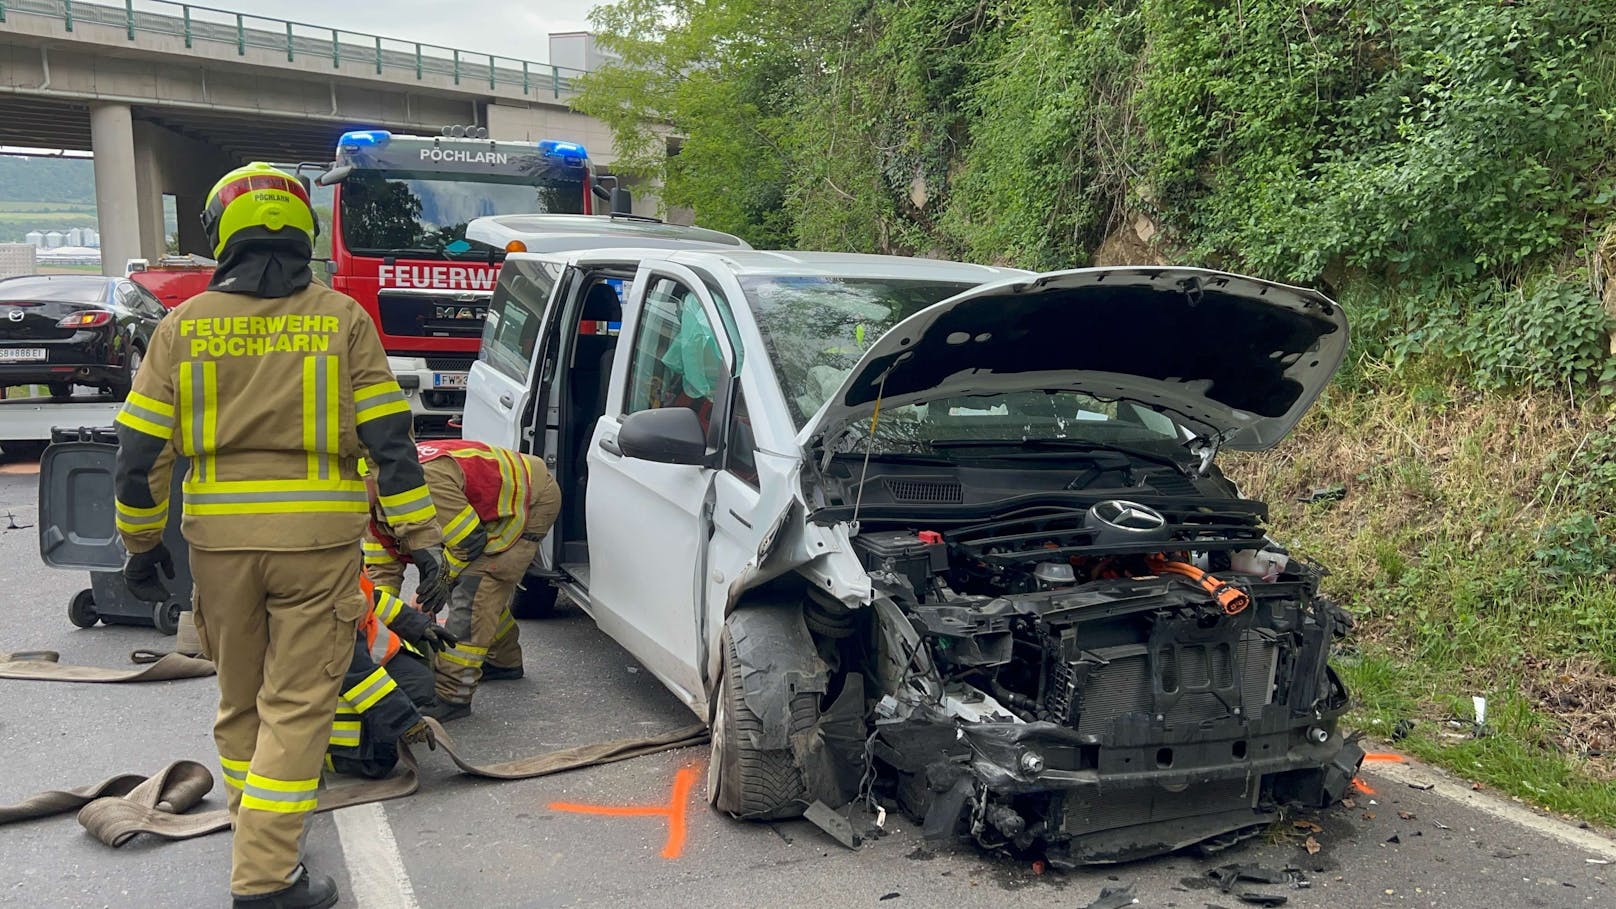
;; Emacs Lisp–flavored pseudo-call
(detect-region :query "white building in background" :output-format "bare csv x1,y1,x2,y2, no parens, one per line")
42,231,64,248
66,227,84,246
36,246,101,267
0,243,36,278
24,230,44,247
83,228,99,248
548,32,620,73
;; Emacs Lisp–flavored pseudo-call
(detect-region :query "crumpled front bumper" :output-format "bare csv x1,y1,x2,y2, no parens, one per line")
878,708,1364,865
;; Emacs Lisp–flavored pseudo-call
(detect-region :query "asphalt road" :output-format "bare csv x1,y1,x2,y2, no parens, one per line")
2,444,1613,909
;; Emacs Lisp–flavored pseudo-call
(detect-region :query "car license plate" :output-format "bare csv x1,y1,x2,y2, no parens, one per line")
433,371,468,389
0,348,46,363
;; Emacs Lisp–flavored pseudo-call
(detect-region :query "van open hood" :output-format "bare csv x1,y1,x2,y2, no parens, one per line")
799,267,1348,453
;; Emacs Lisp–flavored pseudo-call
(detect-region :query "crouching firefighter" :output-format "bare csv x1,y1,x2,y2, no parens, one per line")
361,440,561,722
326,573,457,779
113,162,452,909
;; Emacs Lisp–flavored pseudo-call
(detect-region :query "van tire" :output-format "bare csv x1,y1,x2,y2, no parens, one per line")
710,630,818,820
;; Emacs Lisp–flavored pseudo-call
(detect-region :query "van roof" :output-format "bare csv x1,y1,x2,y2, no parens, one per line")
465,214,750,253
665,249,1027,281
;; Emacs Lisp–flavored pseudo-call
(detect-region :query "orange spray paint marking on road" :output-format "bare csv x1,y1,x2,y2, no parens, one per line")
548,766,698,859
1362,752,1407,763
1352,778,1378,796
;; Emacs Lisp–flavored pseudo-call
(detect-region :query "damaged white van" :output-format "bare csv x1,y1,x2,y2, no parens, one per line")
460,228,1363,865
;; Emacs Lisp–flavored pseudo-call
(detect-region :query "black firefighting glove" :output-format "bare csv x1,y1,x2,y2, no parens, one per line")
461,525,489,564
123,543,175,603
387,604,460,656
409,545,451,614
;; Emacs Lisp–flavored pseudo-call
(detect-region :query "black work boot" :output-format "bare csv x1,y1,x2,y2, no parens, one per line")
480,663,524,682
232,865,338,909
427,700,471,722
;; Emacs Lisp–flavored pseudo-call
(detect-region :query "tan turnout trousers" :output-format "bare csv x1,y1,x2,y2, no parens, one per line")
436,479,561,705
190,545,365,894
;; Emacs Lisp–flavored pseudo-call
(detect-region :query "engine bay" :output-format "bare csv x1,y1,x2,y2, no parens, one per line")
819,457,1362,865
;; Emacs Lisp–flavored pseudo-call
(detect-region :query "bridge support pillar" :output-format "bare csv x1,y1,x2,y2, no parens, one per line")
174,190,211,258
90,103,144,277
132,127,167,260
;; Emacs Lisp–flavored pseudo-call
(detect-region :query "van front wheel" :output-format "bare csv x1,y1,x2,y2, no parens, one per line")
708,630,817,820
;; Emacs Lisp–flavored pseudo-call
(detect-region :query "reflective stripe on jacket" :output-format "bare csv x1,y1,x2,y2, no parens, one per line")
112,284,442,554
365,440,552,580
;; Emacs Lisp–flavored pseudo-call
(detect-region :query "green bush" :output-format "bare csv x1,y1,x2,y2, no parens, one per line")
579,0,1616,393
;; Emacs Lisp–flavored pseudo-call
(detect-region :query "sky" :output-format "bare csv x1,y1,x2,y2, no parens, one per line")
218,0,607,63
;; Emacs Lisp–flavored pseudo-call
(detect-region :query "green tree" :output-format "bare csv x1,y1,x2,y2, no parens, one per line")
577,0,1616,388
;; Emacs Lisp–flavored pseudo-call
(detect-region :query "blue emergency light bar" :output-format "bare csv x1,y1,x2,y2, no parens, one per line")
338,130,393,149
538,139,588,161
338,130,587,162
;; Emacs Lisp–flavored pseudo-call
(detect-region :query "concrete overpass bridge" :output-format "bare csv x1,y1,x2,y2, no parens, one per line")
0,0,629,272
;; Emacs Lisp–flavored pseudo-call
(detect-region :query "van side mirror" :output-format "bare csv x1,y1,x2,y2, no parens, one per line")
610,187,633,215
617,407,707,466
317,165,354,186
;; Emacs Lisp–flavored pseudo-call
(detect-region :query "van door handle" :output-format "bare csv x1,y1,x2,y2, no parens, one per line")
598,435,621,456
498,393,513,408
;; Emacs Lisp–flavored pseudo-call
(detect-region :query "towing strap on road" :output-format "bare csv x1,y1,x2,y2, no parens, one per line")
0,718,710,847
0,649,216,682
0,649,709,846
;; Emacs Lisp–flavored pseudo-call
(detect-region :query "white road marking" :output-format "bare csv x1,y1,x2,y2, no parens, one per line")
333,802,421,909
1366,759,1616,859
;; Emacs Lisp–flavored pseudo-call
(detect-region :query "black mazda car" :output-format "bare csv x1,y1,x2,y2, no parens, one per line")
0,274,166,399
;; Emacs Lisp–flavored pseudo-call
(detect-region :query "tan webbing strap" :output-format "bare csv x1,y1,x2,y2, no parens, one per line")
0,650,216,683
426,717,710,780
1,718,709,847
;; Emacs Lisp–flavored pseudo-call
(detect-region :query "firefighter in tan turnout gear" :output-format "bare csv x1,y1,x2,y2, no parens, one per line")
363,439,561,722
113,162,451,909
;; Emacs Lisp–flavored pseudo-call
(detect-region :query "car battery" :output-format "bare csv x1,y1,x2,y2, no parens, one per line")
851,530,949,595
38,427,193,634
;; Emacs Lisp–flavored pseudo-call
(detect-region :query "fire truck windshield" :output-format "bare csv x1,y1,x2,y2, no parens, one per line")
339,170,587,259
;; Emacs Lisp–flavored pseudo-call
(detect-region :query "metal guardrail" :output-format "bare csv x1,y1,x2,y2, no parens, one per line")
0,0,589,99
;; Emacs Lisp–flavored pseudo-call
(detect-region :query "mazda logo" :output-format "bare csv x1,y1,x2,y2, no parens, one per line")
5,310,21,322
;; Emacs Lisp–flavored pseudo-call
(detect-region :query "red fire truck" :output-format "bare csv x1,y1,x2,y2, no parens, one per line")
126,255,215,308
313,127,616,436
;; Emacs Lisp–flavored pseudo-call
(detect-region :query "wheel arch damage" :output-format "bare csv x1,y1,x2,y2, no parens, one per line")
723,599,829,751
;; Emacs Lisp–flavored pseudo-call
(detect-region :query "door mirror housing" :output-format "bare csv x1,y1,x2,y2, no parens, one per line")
617,407,708,466
317,165,354,186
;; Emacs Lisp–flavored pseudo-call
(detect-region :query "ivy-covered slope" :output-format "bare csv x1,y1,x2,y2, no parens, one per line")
577,0,1616,820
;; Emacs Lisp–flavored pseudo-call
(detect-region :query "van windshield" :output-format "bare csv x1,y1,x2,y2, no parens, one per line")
741,274,1190,453
740,276,977,426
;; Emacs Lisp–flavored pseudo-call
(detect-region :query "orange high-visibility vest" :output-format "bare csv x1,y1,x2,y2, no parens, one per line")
355,573,403,665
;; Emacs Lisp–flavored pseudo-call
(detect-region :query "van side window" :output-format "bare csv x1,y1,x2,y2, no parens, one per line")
482,259,559,381
623,278,725,429
726,389,759,486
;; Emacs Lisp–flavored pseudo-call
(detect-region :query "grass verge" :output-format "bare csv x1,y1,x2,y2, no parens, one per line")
1231,369,1616,827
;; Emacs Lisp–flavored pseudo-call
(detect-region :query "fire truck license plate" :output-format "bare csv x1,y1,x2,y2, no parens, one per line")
433,372,468,389
0,348,47,362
